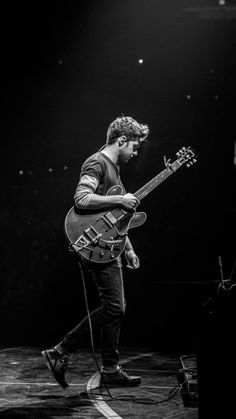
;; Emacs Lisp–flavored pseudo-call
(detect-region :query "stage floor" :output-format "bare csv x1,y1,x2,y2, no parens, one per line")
0,346,198,418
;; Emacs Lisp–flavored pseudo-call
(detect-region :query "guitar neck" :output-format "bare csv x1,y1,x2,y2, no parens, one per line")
111,157,186,220
134,159,182,201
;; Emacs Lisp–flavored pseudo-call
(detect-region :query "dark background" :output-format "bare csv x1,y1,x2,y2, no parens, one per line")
1,0,235,356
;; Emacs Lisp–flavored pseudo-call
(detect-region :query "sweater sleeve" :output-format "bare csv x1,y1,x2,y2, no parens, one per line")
74,174,99,208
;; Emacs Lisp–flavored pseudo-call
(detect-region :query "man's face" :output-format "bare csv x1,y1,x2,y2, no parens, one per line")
119,138,142,164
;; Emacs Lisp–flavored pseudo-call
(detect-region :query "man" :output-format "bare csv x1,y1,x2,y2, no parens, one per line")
42,115,149,389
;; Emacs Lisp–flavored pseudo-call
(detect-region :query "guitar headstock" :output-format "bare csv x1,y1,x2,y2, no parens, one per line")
176,146,197,168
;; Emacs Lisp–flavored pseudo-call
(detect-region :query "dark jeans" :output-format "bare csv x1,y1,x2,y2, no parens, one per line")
59,260,126,367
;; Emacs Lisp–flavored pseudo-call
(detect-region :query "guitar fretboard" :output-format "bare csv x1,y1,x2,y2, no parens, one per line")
110,159,182,221
134,160,181,201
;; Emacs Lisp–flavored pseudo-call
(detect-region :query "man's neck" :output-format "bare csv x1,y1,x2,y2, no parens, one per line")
100,144,119,164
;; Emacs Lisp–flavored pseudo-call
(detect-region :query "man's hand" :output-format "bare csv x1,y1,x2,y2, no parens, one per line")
125,249,140,270
121,193,140,212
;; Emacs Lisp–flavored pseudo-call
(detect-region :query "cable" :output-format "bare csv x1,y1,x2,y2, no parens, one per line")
77,258,113,399
92,380,186,405
77,256,190,405
229,257,236,281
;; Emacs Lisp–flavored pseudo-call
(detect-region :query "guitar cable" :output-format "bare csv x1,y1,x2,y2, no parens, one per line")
217,256,236,293
77,255,186,406
77,258,113,399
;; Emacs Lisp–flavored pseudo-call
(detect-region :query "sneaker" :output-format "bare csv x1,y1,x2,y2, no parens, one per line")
101,366,141,387
41,348,69,389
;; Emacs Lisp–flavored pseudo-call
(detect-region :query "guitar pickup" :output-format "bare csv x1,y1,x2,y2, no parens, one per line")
102,212,117,226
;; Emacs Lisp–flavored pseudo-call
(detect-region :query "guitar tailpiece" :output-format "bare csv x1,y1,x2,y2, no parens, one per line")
68,243,76,252
69,242,84,252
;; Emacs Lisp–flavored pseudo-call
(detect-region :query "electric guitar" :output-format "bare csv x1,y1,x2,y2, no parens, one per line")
64,146,197,263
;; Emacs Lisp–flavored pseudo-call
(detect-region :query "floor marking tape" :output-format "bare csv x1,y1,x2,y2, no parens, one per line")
0,381,85,386
87,373,122,419
86,352,155,419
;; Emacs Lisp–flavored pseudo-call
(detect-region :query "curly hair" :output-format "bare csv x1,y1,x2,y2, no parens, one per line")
106,116,149,144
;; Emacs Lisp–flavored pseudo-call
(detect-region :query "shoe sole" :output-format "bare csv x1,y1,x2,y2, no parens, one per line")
41,350,68,389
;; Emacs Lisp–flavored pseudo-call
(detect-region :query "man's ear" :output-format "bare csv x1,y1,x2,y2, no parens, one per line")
118,136,127,147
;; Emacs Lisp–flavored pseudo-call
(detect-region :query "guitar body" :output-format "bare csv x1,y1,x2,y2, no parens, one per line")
64,185,147,263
